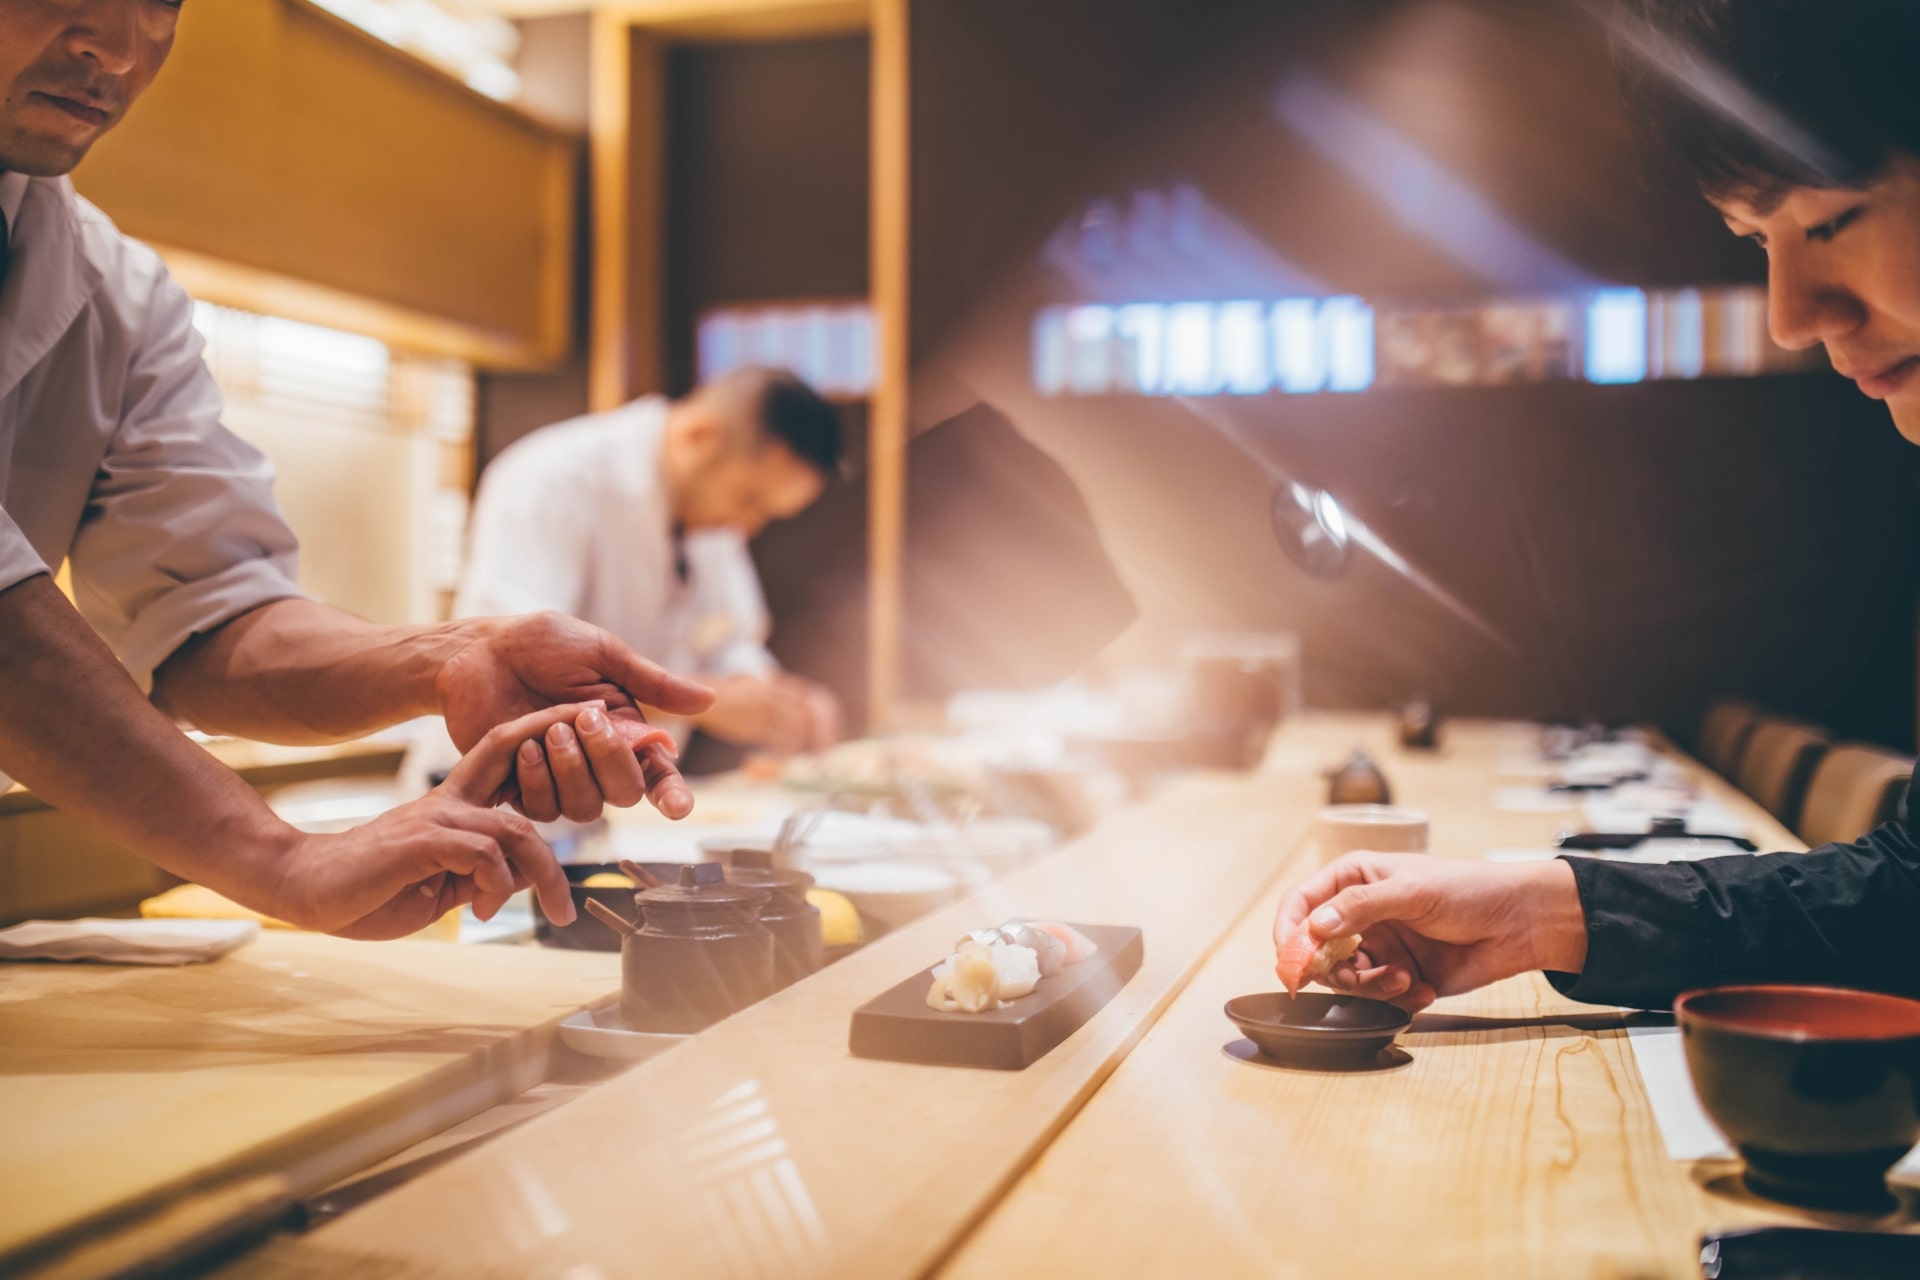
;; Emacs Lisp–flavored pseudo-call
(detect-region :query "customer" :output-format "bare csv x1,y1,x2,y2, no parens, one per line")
1276,0,1920,1010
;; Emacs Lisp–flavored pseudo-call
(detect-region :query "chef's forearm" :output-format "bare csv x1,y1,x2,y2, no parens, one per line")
0,574,300,907
153,598,482,743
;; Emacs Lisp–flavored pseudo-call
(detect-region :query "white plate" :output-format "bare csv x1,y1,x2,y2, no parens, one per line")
558,1003,693,1062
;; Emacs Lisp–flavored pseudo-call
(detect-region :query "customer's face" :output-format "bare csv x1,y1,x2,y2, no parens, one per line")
0,0,176,177
1715,155,1920,442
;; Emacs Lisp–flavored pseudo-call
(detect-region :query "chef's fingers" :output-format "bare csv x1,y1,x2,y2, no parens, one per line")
515,740,562,823
442,804,573,927
575,706,649,808
640,741,695,820
593,633,715,718
544,722,606,823
441,704,596,807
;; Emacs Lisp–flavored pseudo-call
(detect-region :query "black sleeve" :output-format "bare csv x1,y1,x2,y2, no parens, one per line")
1544,816,1920,1010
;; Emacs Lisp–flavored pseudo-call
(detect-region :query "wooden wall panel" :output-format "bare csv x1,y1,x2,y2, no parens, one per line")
72,0,577,368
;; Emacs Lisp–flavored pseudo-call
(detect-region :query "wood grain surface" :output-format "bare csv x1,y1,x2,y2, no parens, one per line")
938,720,1920,1280
217,751,1334,1280
0,934,618,1277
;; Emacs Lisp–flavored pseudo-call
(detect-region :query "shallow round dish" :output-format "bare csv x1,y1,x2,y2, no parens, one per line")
1224,992,1412,1067
1677,985,1920,1209
559,1003,692,1062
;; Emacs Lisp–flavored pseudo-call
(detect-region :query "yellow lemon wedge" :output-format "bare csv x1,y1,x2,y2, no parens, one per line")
580,872,637,889
807,887,863,948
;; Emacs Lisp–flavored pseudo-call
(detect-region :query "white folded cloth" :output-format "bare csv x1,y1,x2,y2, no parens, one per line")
0,918,259,965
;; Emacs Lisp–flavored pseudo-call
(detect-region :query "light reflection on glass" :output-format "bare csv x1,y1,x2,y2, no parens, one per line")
1270,299,1326,394
1029,285,1810,398
1216,301,1271,395
1585,288,1649,384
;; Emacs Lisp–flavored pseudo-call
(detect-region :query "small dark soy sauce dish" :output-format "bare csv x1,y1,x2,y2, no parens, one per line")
1225,992,1412,1068
534,861,679,951
1677,985,1920,1213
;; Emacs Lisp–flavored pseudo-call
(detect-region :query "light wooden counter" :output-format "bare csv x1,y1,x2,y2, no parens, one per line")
0,932,618,1279
221,737,1339,1279
938,719,1852,1279
30,713,1894,1279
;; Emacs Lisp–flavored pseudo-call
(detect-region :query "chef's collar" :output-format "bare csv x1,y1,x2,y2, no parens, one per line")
0,172,26,246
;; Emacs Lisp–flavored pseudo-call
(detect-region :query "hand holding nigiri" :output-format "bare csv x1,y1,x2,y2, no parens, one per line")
1272,853,1588,1011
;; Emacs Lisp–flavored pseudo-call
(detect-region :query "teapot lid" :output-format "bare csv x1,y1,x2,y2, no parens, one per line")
637,862,771,911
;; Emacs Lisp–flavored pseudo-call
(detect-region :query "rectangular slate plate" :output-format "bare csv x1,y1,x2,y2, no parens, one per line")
848,924,1144,1070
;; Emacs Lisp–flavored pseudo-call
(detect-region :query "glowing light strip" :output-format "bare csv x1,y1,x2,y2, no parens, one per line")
1033,285,1813,397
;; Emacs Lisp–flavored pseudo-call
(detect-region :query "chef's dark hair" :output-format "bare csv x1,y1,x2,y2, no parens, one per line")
1616,0,1920,206
718,367,845,477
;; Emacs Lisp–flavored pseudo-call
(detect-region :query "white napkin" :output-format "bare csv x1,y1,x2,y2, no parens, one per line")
0,918,259,965
1625,1022,1920,1183
1581,795,1750,840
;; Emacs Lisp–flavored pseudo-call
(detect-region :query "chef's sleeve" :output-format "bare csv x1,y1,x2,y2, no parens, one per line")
65,267,304,693
1545,773,1920,1008
0,504,53,596
453,446,591,621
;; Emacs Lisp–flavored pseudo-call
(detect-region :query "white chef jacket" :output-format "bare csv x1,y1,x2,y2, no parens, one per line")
0,173,302,693
456,397,777,684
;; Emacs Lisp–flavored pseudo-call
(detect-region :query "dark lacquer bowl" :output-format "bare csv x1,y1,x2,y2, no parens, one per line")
533,862,679,952
1225,992,1412,1067
1676,985,1920,1209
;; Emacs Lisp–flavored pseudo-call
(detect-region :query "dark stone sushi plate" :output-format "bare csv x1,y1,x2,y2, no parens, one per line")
849,925,1144,1070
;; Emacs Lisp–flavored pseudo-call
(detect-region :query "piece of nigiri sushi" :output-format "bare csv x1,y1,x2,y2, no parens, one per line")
942,942,1000,1012
1029,921,1098,965
1274,925,1361,996
928,940,1041,1011
999,924,1067,977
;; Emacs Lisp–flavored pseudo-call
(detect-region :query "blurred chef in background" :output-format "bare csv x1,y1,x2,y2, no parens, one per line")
457,369,845,815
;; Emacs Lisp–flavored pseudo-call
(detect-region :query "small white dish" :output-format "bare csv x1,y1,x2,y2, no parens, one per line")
558,1003,692,1062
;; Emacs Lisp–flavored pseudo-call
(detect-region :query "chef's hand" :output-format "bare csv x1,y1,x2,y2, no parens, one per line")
434,612,714,823
696,673,841,756
1272,854,1589,1012
279,705,590,940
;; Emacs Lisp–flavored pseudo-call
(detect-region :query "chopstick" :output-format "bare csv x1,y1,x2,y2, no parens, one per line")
618,859,665,890
584,897,640,936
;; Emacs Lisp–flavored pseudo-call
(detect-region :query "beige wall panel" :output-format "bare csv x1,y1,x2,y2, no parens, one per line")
72,0,577,367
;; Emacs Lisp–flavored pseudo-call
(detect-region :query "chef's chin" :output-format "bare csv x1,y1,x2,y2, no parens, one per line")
0,122,100,178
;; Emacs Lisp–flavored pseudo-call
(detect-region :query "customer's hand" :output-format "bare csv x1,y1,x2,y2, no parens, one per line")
434,612,714,823
697,673,841,756
278,705,589,940
1272,854,1589,1011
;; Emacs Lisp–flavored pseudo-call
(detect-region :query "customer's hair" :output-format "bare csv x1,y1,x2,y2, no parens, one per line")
1615,0,1920,205
698,367,845,476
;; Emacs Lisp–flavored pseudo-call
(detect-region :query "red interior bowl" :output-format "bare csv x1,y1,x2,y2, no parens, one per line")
1676,985,1920,1042
1675,984,1920,1210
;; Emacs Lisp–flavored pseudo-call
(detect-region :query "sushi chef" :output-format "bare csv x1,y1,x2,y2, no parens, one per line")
1276,0,1920,1012
455,368,844,819
0,0,713,939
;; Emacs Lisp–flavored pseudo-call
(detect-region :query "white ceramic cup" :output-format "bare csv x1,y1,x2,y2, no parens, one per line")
1309,804,1429,863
